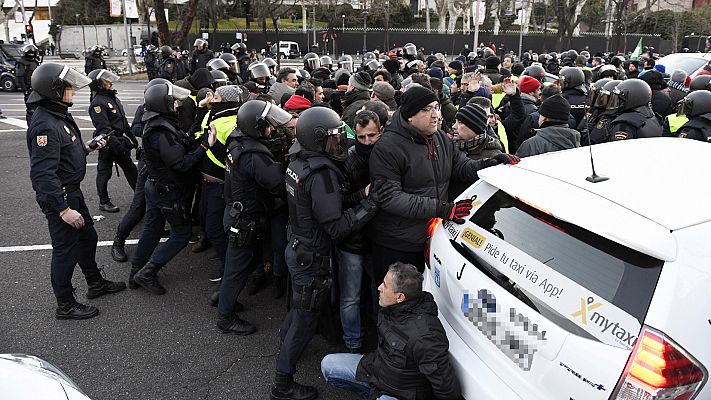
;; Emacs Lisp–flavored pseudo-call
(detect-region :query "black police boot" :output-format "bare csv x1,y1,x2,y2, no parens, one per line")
191,232,210,253
216,314,256,336
248,274,267,296
86,272,127,299
99,200,120,213
272,275,286,299
129,265,141,289
270,373,318,400
111,236,128,262
55,298,99,320
133,262,166,295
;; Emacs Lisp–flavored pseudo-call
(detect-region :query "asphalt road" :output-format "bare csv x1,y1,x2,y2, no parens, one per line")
0,80,358,400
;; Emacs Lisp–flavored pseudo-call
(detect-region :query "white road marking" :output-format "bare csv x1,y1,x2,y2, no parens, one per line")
0,237,168,253
1,117,27,129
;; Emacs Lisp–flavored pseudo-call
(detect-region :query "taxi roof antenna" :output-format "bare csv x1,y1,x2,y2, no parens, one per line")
583,100,609,183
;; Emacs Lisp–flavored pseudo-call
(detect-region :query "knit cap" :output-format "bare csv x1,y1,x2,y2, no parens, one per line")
400,85,439,119
372,81,395,101
519,76,541,94
538,94,570,121
348,71,372,91
216,85,242,103
456,104,488,135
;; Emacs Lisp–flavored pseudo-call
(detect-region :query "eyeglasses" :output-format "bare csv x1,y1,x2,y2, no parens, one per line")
421,105,441,114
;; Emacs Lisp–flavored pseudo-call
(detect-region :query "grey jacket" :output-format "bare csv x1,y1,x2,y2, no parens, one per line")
516,122,580,158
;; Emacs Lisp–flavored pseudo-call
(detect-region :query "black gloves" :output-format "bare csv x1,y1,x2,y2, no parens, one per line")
367,179,396,206
484,153,520,167
129,135,139,150
438,199,474,224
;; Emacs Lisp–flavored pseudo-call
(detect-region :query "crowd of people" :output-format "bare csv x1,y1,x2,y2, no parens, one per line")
25,38,711,400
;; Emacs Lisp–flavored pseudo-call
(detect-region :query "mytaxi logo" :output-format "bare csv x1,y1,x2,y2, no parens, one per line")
461,228,486,248
571,296,602,325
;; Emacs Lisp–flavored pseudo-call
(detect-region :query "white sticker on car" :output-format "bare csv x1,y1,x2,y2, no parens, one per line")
458,226,640,350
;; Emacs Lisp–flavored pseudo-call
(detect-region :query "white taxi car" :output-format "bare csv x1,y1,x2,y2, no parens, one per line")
424,138,710,400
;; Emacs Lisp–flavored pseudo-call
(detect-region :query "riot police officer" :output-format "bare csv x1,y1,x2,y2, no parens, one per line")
84,45,107,74
249,62,272,90
338,54,354,73
219,52,243,84
302,52,320,74
27,63,126,319
216,100,292,334
144,45,158,80
130,82,212,295
272,107,389,400
231,42,250,82
587,79,621,144
88,69,138,213
190,38,214,73
16,43,39,101
558,66,588,127
677,90,711,141
608,79,663,140
157,45,179,82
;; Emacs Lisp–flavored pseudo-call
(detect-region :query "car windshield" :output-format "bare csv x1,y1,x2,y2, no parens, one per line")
0,44,23,60
657,55,707,75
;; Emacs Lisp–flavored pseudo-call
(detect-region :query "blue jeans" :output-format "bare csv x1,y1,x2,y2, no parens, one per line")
336,249,364,349
321,353,397,400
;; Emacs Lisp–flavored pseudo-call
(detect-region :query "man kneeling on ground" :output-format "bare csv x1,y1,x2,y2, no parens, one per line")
321,262,461,400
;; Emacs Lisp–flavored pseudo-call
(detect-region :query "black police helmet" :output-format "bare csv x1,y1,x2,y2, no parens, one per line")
237,99,292,138
523,65,546,83
210,70,229,87
27,63,92,103
690,75,711,92
88,69,120,92
207,58,229,72
558,67,585,90
295,107,348,162
303,52,321,70
677,90,711,117
587,78,611,106
607,79,651,111
231,42,247,53
144,82,191,114
160,45,172,58
593,80,622,108
144,78,171,93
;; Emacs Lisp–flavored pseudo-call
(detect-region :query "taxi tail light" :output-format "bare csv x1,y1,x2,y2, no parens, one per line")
424,218,442,269
612,326,706,400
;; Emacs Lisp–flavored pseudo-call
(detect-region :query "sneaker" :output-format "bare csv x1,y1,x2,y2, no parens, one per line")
56,300,99,320
208,263,223,282
99,201,120,213
217,314,256,336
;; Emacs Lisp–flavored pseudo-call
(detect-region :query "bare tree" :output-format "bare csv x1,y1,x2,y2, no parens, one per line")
153,0,202,47
551,0,588,50
435,0,448,33
254,0,287,65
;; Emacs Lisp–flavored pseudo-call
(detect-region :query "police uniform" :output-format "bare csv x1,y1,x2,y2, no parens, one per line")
84,53,106,75
587,109,618,144
130,94,207,294
677,113,711,142
610,106,663,141
144,52,158,80
89,89,138,208
562,88,588,128
157,56,179,81
15,54,38,100
190,48,214,73
218,130,285,323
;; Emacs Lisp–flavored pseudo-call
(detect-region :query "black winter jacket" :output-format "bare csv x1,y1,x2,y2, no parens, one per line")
339,143,373,254
342,90,371,129
356,292,461,400
516,122,580,157
369,111,490,252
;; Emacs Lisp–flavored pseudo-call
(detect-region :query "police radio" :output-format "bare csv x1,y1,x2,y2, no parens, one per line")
87,130,115,150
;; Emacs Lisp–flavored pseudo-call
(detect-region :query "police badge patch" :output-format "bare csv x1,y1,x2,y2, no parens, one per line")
94,106,102,113
37,135,47,146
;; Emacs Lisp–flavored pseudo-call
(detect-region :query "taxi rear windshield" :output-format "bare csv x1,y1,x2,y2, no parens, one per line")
469,190,663,324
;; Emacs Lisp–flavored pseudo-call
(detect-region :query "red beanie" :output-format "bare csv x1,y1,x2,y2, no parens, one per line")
519,76,541,94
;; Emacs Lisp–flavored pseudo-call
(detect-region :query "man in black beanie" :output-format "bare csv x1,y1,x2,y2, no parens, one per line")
482,56,503,84
516,94,580,158
369,84,519,284
342,71,372,129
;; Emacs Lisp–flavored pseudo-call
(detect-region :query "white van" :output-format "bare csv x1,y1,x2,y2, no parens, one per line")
424,138,710,400
270,41,300,59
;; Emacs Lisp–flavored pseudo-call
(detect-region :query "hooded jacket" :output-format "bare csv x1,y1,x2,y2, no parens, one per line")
516,122,581,157
342,90,372,129
356,292,461,400
369,111,489,252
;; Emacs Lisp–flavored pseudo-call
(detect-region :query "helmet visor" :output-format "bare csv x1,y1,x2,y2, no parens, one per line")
594,89,613,108
96,69,120,83
306,57,321,70
60,66,92,90
265,103,293,128
207,58,229,71
323,122,348,161
228,60,239,74
677,97,692,116
250,64,270,79
341,61,353,72
169,84,191,101
606,90,622,110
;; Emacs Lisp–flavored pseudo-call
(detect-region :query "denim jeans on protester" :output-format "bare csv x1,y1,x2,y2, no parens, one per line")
336,248,365,349
321,353,398,400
